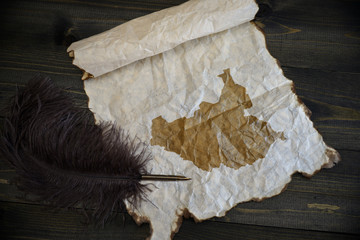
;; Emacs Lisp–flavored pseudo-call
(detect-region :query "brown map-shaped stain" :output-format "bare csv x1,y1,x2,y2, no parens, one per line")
151,69,283,171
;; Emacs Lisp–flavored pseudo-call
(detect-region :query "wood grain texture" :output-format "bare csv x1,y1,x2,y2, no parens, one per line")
0,0,359,239
0,201,359,240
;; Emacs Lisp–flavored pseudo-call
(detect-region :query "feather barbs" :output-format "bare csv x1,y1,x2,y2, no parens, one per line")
0,75,151,226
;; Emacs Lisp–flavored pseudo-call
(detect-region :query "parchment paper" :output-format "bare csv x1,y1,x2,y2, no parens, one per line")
68,0,340,239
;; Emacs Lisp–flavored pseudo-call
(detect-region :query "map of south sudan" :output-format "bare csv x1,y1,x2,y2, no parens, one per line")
151,69,284,171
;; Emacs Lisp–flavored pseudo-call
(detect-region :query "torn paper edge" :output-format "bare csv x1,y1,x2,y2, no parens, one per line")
124,22,341,239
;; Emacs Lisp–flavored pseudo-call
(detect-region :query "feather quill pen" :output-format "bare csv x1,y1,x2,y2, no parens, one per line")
0,75,188,226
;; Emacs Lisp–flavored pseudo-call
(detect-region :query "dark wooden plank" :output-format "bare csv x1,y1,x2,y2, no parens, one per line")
0,201,358,240
257,0,360,73
281,67,360,151
283,67,359,110
0,201,150,240
175,219,359,240
1,150,359,234
0,83,89,113
220,184,360,234
0,0,186,45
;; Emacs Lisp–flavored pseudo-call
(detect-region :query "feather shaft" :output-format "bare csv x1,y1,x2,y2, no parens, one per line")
141,175,191,181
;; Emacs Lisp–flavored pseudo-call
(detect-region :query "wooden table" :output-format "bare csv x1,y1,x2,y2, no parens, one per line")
0,0,359,239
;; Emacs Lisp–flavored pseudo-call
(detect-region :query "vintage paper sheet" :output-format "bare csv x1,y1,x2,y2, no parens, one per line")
68,0,340,239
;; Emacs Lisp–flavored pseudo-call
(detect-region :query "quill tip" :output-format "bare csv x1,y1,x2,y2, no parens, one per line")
141,175,191,181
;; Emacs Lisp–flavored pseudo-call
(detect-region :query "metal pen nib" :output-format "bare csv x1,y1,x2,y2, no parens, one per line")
141,174,191,181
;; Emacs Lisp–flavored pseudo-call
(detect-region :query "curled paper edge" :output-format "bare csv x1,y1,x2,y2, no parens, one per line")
68,50,93,80
67,0,259,78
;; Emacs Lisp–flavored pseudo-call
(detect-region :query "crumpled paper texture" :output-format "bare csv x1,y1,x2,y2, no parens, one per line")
67,0,340,239
150,69,285,171
68,0,258,78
